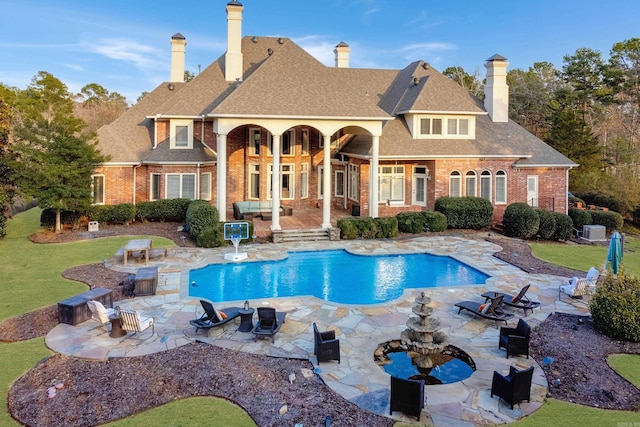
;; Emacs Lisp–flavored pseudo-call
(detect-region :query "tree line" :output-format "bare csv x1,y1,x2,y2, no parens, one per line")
445,38,640,218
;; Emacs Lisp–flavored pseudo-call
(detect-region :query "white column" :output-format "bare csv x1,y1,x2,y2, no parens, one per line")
216,133,227,221
322,135,332,228
369,135,380,217
271,134,282,231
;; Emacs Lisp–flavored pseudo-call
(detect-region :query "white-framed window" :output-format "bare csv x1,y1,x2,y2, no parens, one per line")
249,164,260,199
412,166,428,206
200,172,212,200
465,171,477,197
282,130,294,156
379,165,405,202
170,119,193,149
418,116,472,138
420,118,442,135
480,171,492,201
150,173,161,200
449,171,462,197
335,170,345,197
91,175,105,204
301,163,309,198
268,164,295,200
249,128,260,155
348,163,359,201
495,170,507,204
301,129,309,155
166,173,196,199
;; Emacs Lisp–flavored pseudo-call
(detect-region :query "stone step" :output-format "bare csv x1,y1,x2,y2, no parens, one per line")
272,228,333,243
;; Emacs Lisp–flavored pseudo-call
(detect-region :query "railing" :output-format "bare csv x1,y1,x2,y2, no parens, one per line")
528,197,554,211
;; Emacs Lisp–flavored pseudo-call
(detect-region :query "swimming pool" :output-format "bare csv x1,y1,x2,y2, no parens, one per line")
189,250,489,305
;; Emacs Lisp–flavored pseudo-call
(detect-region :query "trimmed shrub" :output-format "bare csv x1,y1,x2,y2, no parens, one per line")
375,216,398,238
186,201,219,239
502,203,539,239
196,223,227,248
552,212,573,241
423,211,447,232
434,196,493,229
589,210,624,231
591,272,640,342
88,204,135,225
568,207,592,230
337,218,359,240
396,212,426,234
535,208,556,240
337,216,397,239
157,199,192,222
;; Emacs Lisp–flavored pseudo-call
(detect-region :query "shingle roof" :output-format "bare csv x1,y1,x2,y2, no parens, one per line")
97,34,573,169
341,115,577,167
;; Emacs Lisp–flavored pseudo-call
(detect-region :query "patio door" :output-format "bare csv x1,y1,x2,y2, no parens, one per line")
412,166,428,206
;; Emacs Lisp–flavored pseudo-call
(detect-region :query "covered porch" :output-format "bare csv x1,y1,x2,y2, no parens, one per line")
249,207,354,240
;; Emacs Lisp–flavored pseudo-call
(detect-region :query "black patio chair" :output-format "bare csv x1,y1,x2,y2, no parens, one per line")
251,306,286,342
499,318,531,358
490,365,534,409
313,322,340,364
389,376,425,421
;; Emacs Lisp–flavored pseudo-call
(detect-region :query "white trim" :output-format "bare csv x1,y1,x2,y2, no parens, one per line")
170,119,193,149
200,172,212,200
91,174,105,205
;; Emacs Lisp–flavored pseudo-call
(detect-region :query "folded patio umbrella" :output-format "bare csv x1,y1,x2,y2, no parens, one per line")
606,230,623,274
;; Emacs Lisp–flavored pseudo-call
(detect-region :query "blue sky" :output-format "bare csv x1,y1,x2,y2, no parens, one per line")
1,0,638,104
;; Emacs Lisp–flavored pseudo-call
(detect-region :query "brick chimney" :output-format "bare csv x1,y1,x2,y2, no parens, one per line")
225,1,244,82
484,54,509,123
334,41,350,68
170,33,187,83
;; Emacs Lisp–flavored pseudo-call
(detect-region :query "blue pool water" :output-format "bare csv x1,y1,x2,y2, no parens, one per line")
189,250,488,305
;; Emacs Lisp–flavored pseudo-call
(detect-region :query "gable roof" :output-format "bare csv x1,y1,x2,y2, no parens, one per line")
97,32,574,169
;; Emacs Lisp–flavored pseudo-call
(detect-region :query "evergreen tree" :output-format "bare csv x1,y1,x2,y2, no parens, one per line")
10,72,108,233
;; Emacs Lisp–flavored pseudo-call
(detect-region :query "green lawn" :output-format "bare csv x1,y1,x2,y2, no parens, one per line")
530,234,640,277
2,209,640,426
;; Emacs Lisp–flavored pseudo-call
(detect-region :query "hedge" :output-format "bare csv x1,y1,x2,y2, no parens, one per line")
552,212,573,241
186,201,219,240
535,208,556,240
502,203,539,239
396,211,447,234
568,207,592,231
337,216,398,239
88,204,136,225
591,272,640,342
589,210,624,231
434,197,492,229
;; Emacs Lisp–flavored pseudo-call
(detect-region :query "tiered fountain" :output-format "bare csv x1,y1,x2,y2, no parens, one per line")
375,292,475,385
400,292,448,368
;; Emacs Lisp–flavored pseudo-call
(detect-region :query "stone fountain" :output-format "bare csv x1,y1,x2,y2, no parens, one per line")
399,292,448,368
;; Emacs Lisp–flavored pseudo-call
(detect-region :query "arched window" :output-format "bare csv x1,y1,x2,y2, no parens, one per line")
480,171,492,201
465,171,477,197
449,171,461,197
495,170,507,204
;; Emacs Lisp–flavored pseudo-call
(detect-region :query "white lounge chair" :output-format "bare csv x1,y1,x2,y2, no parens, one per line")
118,308,154,337
86,300,115,330
559,267,600,299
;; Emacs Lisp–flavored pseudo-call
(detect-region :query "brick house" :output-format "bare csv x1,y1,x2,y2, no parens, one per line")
94,1,575,232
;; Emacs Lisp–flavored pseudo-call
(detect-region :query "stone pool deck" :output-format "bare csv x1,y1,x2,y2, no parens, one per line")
46,235,590,425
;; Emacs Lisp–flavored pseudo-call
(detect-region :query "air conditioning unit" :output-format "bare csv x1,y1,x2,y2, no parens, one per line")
582,225,606,241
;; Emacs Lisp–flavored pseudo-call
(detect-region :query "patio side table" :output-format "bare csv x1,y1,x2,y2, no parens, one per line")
109,314,126,338
238,308,255,332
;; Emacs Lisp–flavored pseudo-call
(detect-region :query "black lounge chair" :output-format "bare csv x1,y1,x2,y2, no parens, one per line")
389,376,425,421
499,318,531,358
482,284,540,316
251,307,286,342
491,365,534,409
313,323,340,364
189,300,242,333
454,295,514,327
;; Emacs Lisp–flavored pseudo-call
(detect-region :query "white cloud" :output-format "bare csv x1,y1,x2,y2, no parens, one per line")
294,36,336,66
89,38,164,70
